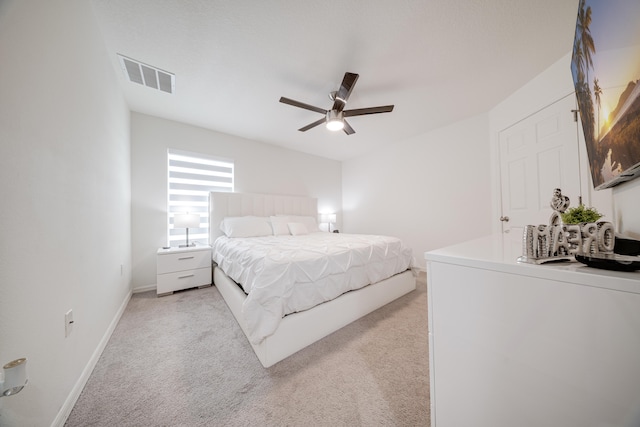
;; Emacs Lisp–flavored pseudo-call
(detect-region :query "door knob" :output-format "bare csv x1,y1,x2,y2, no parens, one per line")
500,216,510,222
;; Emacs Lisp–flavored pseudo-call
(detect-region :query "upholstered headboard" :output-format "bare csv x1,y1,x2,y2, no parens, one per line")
209,192,318,241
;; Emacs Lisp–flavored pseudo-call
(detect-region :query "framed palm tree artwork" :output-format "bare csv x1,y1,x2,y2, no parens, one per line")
571,0,640,189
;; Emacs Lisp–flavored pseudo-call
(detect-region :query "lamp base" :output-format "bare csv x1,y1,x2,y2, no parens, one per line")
179,228,195,248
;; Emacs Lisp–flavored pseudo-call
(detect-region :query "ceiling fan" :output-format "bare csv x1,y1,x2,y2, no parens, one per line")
279,72,394,135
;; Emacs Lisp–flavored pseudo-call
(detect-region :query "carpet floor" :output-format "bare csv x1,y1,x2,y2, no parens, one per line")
65,275,430,426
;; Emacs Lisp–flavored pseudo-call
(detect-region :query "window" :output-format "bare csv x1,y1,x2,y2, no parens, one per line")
167,149,234,246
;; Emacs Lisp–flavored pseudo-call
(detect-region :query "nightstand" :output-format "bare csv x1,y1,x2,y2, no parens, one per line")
156,245,212,296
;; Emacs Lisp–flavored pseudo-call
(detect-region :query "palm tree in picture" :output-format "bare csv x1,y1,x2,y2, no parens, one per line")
593,77,602,137
577,0,596,91
573,43,586,86
570,0,605,185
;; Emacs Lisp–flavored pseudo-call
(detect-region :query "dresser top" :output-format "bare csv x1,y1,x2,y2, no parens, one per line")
425,233,640,294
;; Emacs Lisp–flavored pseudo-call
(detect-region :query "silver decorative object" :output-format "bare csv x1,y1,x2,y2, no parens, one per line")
548,188,570,226
518,189,614,264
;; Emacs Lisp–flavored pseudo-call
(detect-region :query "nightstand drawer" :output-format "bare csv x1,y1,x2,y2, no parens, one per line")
157,249,210,274
157,267,211,295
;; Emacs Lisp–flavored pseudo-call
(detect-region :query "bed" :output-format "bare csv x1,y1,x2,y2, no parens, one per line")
209,191,416,367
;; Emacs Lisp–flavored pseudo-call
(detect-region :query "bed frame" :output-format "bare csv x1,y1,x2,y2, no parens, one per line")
209,191,416,367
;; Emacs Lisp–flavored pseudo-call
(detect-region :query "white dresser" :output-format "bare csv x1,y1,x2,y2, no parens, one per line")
156,245,212,296
425,234,640,427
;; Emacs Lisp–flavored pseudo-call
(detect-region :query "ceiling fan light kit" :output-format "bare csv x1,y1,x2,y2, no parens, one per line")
326,110,344,131
280,72,393,135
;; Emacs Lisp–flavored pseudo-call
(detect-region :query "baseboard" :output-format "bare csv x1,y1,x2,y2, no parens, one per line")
51,289,132,427
132,283,156,294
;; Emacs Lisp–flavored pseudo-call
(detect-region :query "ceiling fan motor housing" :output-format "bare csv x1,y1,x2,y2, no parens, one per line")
329,90,345,103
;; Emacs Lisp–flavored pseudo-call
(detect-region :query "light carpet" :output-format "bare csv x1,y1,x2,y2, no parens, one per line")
65,275,430,426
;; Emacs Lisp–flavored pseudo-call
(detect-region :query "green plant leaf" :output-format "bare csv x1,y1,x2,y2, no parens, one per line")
560,205,603,224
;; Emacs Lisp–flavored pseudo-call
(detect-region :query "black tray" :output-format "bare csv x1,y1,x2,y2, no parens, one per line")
575,253,640,272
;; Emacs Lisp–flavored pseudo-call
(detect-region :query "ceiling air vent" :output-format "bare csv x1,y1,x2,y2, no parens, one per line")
117,54,175,94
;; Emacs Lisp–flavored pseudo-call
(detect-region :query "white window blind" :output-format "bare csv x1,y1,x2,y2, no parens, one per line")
168,149,234,246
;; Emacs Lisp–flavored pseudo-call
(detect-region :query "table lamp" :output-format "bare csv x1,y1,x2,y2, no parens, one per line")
174,213,200,247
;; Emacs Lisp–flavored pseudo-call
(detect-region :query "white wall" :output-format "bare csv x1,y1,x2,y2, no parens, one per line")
0,1,131,426
489,52,640,238
612,169,640,239
342,114,493,270
131,113,342,290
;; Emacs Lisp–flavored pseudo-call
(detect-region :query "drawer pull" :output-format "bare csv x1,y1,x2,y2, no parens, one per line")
178,256,195,260
178,274,195,279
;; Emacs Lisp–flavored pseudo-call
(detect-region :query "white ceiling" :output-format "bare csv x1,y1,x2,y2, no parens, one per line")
91,0,579,161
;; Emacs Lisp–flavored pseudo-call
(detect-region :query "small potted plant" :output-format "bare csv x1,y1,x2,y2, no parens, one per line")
560,205,603,224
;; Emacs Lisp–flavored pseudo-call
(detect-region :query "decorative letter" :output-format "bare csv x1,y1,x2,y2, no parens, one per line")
581,223,598,254
534,225,551,258
597,222,615,253
565,224,582,254
552,225,570,256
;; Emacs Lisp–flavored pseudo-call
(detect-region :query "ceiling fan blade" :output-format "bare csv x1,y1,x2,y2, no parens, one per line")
280,97,327,115
343,120,355,135
298,117,326,132
343,105,394,117
332,72,359,112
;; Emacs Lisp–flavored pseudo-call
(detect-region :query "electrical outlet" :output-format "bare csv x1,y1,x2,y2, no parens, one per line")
65,309,74,337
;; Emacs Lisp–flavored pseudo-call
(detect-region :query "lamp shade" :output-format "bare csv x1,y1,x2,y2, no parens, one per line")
174,213,200,228
320,213,337,223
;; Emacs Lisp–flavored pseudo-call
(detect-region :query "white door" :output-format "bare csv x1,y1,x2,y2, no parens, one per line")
499,94,581,233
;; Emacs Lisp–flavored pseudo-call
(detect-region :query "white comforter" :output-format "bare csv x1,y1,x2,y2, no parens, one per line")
212,232,413,344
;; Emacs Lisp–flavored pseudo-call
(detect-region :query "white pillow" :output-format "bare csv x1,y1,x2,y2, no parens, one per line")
270,216,290,236
280,215,319,232
288,222,309,236
219,216,272,238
